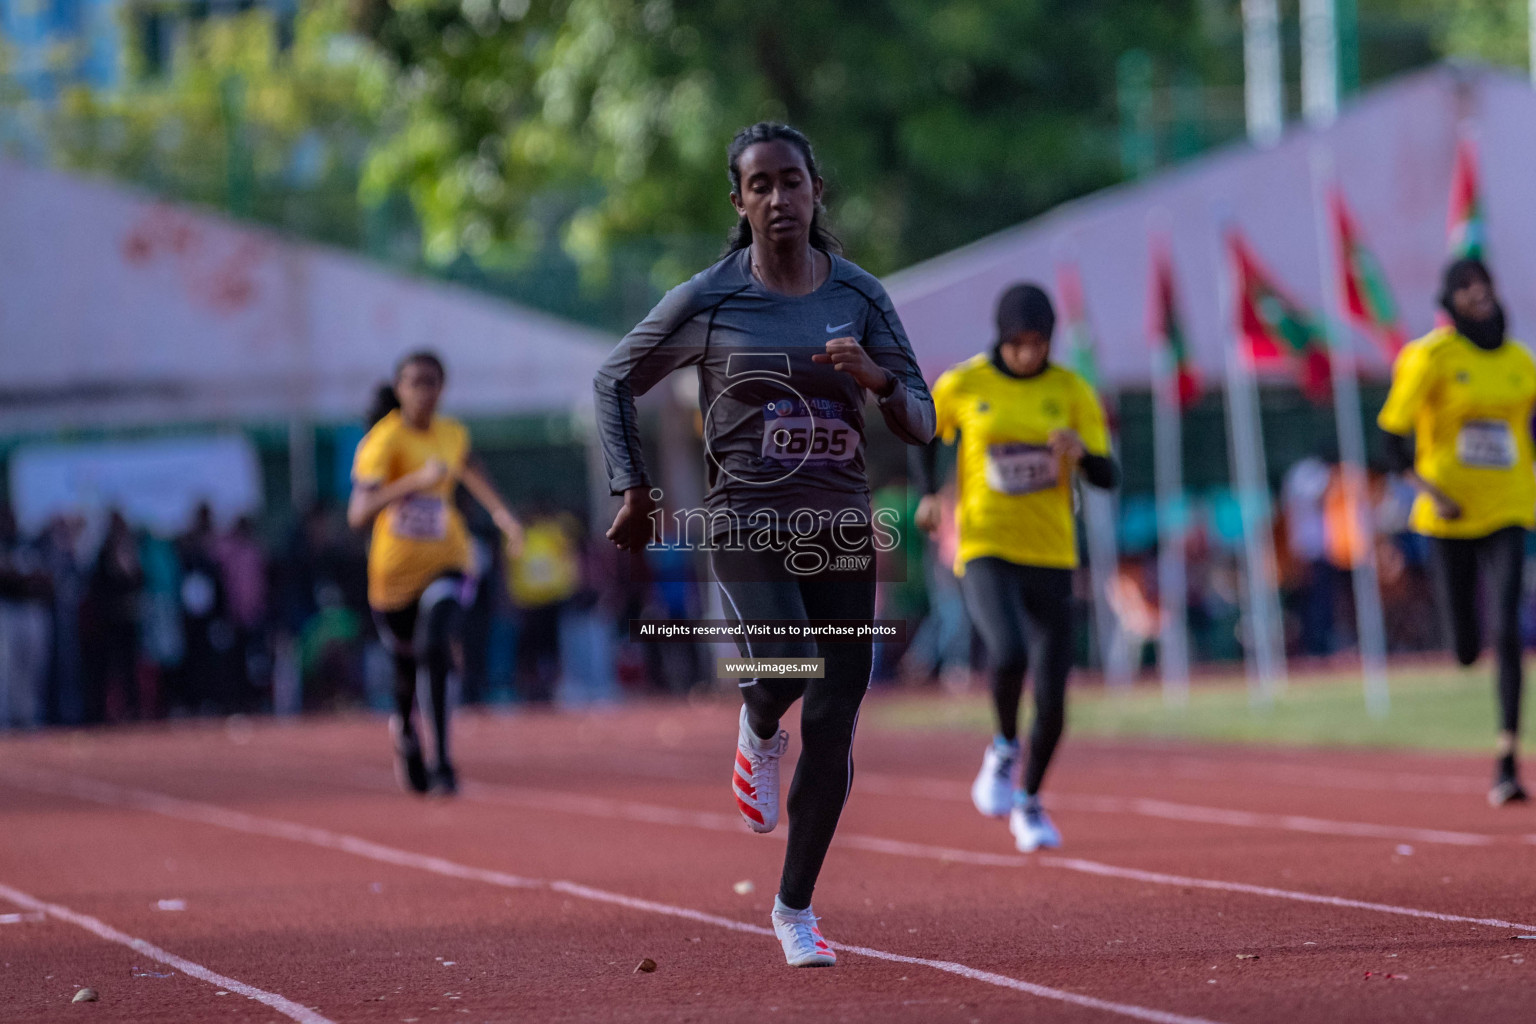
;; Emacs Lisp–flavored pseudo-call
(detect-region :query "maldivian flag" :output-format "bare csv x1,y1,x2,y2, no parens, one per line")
1056,260,1102,393
1148,240,1201,409
1331,189,1405,359
1447,136,1484,260
1230,231,1332,402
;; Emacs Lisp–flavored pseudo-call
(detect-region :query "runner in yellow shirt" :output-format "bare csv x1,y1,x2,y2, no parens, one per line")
349,351,522,796
1378,258,1536,806
913,283,1118,852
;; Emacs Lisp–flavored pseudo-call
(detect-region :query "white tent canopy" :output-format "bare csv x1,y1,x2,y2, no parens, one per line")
0,160,615,434
887,64,1535,389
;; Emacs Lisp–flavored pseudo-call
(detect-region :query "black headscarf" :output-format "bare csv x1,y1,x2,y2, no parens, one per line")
992,283,1055,378
1439,257,1506,351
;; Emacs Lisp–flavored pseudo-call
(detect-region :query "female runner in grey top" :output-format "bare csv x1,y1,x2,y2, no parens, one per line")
593,122,933,967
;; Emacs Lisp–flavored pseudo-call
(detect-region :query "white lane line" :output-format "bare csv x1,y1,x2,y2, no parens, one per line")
1142,757,1485,795
1033,858,1536,930
0,882,334,1024
1049,795,1496,847
427,773,1536,932
0,767,1224,1024
849,774,1503,847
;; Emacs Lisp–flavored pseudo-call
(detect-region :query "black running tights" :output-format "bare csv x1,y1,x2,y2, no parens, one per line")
377,577,465,766
958,557,1074,797
1429,527,1526,735
714,543,875,912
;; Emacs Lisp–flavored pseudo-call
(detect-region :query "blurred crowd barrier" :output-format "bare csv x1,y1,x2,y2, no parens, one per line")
0,451,1501,732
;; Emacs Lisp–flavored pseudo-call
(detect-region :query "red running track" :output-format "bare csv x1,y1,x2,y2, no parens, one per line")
5,696,1536,1023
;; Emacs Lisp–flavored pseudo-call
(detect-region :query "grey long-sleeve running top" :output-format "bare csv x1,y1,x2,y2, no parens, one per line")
593,247,935,525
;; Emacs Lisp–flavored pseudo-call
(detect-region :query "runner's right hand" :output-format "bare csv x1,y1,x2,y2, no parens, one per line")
1431,491,1462,521
607,487,658,552
914,494,941,536
408,458,449,491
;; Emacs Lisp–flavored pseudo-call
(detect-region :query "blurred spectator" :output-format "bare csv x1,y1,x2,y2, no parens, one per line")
175,503,234,714
872,478,925,686
1107,555,1161,672
903,483,978,692
139,531,184,696
506,511,581,703
298,583,364,710
217,515,269,711
83,510,145,723
0,504,52,730
1282,452,1336,657
642,532,706,695
40,514,88,725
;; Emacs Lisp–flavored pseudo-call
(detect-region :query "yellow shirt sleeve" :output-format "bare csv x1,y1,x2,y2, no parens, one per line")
1377,340,1435,436
1072,376,1111,456
932,370,961,444
352,419,396,485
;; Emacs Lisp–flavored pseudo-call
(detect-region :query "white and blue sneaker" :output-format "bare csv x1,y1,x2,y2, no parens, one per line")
771,895,837,967
970,738,1018,818
1009,795,1062,852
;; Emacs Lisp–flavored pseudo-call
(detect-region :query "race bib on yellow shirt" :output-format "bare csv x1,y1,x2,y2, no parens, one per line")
391,495,449,541
1456,420,1517,469
984,442,1059,495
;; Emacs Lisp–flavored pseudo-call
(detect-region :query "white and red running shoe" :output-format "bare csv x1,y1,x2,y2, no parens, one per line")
970,739,1018,818
733,704,788,833
771,896,837,967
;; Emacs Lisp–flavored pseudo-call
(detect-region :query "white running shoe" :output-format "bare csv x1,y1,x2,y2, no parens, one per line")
1009,798,1062,852
970,740,1018,818
771,896,837,967
733,705,788,833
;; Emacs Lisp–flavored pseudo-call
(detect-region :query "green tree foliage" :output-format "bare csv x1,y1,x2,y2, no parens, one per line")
33,0,1527,315
356,0,1210,282
1432,0,1528,68
50,0,390,248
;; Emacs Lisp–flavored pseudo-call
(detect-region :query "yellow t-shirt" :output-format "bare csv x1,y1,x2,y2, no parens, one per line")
506,517,581,610
1377,327,1536,539
352,410,473,610
932,356,1111,572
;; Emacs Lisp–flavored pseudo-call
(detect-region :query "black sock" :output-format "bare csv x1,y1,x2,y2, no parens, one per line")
1499,752,1518,780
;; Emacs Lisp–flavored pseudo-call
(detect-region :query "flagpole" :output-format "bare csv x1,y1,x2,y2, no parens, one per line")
1056,252,1134,693
1243,0,1284,147
1217,219,1288,704
1530,0,1536,90
1148,222,1193,706
1301,0,1339,127
1152,311,1192,706
1310,147,1391,717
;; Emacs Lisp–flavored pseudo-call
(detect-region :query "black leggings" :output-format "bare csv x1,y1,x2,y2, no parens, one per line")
375,574,466,766
1429,527,1526,735
713,538,875,911
959,557,1074,797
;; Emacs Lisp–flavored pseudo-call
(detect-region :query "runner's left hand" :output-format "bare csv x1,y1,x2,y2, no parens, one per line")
814,337,889,392
1048,429,1085,464
496,511,525,560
